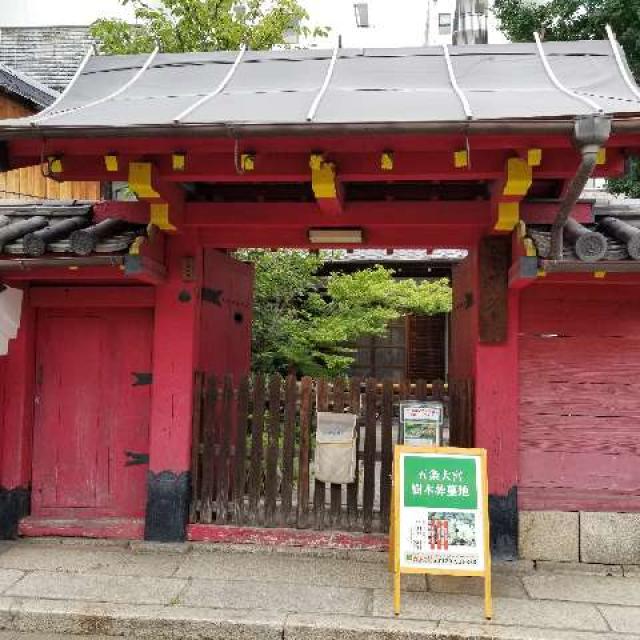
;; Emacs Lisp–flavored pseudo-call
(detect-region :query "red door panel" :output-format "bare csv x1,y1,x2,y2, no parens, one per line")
200,250,254,381
32,307,153,519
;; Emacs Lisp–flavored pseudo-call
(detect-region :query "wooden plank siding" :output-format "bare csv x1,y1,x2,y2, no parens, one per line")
0,94,100,201
519,284,640,512
189,374,463,533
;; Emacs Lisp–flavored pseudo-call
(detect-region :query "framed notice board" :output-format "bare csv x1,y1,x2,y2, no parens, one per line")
390,446,492,618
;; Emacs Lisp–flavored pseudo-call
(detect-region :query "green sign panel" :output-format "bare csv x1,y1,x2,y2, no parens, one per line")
403,454,478,509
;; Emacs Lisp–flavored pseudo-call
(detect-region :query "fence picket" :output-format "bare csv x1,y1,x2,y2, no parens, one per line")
265,374,282,526
347,377,361,530
314,379,329,529
248,375,265,525
189,372,205,523
200,375,217,523
297,376,313,528
330,378,345,528
280,374,297,526
215,375,233,523
363,377,377,533
380,379,393,533
233,375,250,524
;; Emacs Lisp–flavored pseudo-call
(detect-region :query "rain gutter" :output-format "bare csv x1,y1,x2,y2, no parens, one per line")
0,116,639,140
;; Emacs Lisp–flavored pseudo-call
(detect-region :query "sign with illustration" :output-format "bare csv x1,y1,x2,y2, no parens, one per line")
389,446,492,619
399,401,443,446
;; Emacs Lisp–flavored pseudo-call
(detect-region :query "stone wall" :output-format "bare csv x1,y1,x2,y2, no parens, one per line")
519,511,640,565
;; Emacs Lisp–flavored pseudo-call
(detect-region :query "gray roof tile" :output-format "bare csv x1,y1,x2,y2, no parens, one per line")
0,26,94,92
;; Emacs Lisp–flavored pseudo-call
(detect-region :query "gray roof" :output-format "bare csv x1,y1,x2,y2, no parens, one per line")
0,26,94,92
0,63,58,109
0,201,143,257
2,40,640,136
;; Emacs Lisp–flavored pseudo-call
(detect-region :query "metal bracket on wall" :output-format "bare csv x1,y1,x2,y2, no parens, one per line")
202,287,223,306
124,450,150,466
132,372,153,386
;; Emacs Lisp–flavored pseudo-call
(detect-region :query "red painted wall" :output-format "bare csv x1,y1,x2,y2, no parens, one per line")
0,290,34,491
519,283,640,512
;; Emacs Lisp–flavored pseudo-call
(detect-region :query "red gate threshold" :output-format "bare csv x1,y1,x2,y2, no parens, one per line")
18,518,388,550
187,524,389,550
19,517,145,540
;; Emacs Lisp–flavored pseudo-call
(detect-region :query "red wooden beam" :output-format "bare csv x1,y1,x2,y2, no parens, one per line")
183,201,492,227
13,148,624,183
521,201,593,224
2,266,127,283
30,286,155,308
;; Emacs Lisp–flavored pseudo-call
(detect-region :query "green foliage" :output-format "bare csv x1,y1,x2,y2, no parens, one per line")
493,0,640,196
91,0,328,54
237,250,452,378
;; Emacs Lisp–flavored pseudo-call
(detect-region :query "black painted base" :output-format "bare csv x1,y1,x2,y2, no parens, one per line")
144,471,191,542
0,486,30,539
489,486,518,560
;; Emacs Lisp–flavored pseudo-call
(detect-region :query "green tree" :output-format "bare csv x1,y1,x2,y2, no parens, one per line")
238,250,452,377
493,0,640,196
91,0,328,54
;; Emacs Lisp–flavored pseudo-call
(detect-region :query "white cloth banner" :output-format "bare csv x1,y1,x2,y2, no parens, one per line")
0,285,23,356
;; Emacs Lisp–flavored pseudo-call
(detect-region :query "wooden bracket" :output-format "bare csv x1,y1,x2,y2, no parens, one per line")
124,225,167,285
127,161,184,231
491,157,533,233
310,153,343,214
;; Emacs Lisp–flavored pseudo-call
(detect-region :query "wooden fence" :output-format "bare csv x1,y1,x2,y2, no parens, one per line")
190,374,473,533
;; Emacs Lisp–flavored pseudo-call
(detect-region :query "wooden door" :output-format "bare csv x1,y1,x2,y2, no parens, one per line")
199,250,254,381
32,308,153,519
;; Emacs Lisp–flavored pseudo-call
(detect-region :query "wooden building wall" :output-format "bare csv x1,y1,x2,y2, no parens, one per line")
0,93,100,201
519,283,640,512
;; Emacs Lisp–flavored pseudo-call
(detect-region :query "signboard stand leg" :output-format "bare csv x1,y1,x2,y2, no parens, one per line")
484,571,492,619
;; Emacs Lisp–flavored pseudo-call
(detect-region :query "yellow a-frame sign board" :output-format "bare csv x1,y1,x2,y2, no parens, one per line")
390,446,492,619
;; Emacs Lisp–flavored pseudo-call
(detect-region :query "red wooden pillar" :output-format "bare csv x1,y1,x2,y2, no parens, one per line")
144,233,203,542
0,287,35,538
450,240,519,558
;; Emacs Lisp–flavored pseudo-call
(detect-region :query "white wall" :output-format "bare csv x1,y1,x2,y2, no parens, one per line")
0,0,139,26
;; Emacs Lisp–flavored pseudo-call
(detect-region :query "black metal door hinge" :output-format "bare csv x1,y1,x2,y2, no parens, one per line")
124,450,149,466
202,287,223,305
132,372,153,386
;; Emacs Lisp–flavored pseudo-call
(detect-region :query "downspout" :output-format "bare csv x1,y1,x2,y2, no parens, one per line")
550,115,612,260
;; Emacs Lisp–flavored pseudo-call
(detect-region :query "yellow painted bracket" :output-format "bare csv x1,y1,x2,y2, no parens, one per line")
104,154,119,172
454,149,468,169
596,148,607,166
150,203,176,232
594,270,606,279
172,153,186,171
310,154,338,199
241,154,255,172
503,158,532,197
495,202,520,232
48,156,63,174
128,162,161,199
380,151,394,171
527,148,542,167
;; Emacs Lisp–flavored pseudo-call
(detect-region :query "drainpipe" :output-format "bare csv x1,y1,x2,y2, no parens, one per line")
550,115,612,260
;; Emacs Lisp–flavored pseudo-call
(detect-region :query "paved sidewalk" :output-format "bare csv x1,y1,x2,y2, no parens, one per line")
0,538,637,639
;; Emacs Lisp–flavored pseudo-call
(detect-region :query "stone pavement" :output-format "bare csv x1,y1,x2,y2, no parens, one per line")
0,538,636,639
